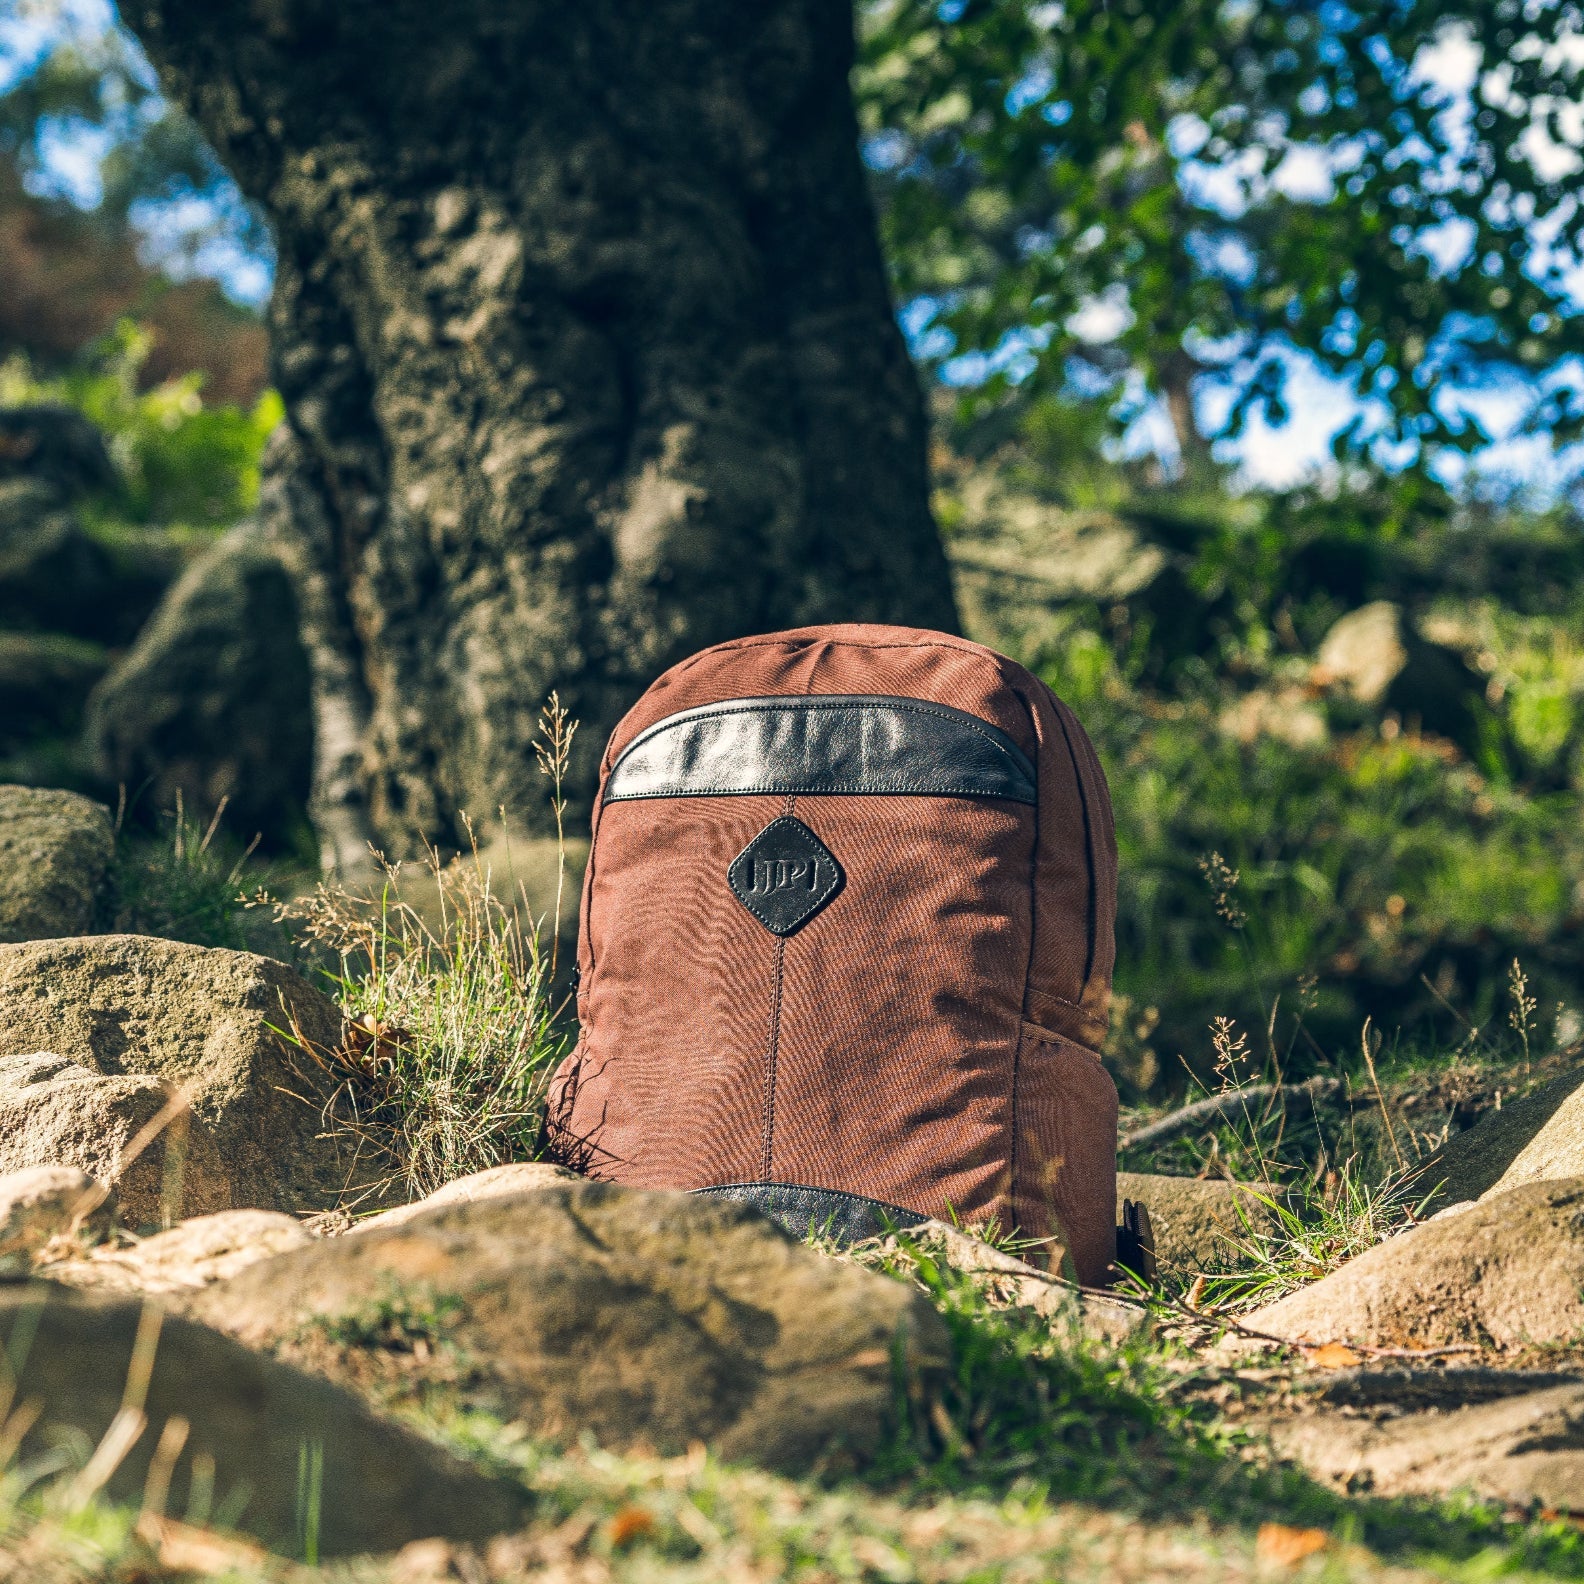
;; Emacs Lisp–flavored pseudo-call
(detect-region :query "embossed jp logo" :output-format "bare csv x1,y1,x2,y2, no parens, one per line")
727,816,843,936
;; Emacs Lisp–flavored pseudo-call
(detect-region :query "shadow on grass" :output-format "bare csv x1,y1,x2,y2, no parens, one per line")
865,1246,1584,1578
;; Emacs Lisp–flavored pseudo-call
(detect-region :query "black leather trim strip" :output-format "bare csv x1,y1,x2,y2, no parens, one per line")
605,694,1037,804
693,1182,930,1246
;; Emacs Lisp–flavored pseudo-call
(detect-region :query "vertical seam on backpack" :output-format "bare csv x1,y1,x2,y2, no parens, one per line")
762,931,787,1180
762,786,800,1179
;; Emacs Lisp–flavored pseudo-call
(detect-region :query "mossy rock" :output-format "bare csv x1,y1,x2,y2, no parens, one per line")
0,784,113,941
0,1283,522,1557
193,1183,952,1473
0,632,109,747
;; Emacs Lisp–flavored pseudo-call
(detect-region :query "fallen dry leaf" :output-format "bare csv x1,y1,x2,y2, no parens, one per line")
135,1513,269,1574
609,1505,657,1548
1256,1523,1329,1566
844,1348,891,1369
1306,1342,1362,1369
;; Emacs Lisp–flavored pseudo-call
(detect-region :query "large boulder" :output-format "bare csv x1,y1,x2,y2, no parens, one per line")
84,524,313,849
0,479,115,635
191,1183,952,1473
1312,600,1482,745
1412,1067,1584,1208
0,935,378,1218
0,633,109,749
1115,1172,1279,1276
0,784,113,941
1314,601,1408,705
0,403,116,496
1,1283,522,1557
0,1051,229,1229
1246,1179,1584,1349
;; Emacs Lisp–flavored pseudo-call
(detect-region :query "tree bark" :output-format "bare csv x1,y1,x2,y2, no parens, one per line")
123,0,958,862
1158,347,1211,473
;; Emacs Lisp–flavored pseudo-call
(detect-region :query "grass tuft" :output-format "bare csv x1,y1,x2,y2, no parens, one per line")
101,789,299,959
272,835,572,1205
268,701,579,1206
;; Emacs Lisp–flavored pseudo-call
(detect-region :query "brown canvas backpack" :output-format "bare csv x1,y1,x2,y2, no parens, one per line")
545,623,1121,1285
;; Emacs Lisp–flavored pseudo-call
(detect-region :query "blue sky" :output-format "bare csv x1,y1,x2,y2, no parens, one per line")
4,0,1582,496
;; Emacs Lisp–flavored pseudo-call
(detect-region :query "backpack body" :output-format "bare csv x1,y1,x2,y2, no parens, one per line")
546,624,1120,1284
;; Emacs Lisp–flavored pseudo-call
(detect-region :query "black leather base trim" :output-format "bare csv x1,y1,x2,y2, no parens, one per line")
605,694,1037,804
693,1182,930,1245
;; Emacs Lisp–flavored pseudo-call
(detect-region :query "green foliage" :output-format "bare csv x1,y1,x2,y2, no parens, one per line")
864,1238,1204,1498
102,794,299,958
0,12,269,269
948,398,1584,1084
313,1284,465,1352
271,837,573,1204
1099,686,1581,1069
0,324,281,527
859,0,1584,462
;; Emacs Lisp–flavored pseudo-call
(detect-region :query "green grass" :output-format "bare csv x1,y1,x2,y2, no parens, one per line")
1188,1162,1430,1313
98,791,305,960
834,1229,1584,1580
940,398,1584,1097
267,838,573,1205
267,701,579,1204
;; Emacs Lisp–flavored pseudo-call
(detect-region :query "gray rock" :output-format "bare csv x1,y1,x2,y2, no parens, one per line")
0,633,109,748
0,1163,109,1264
1315,601,1409,705
0,1057,229,1230
0,784,113,941
352,1160,582,1233
1115,1171,1279,1276
192,1182,952,1473
1247,1178,1584,1349
1313,599,1482,745
1411,1067,1584,1208
0,935,384,1219
0,404,115,496
1,1283,522,1557
0,480,114,635
43,1208,313,1295
84,524,312,849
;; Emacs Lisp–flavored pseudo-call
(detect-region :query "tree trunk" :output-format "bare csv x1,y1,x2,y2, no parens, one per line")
124,0,959,864
1158,347,1211,473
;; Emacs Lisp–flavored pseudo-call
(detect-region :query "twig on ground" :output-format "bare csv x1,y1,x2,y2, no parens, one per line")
1347,1345,1482,1360
1121,1076,1343,1152
1151,1287,1479,1360
1360,1018,1406,1173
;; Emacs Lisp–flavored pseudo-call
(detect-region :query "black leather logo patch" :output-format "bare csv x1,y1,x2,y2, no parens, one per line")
727,816,843,937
